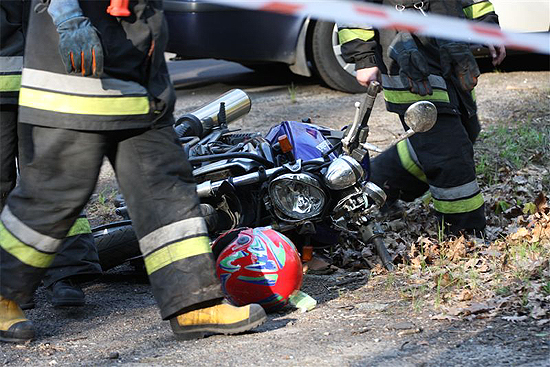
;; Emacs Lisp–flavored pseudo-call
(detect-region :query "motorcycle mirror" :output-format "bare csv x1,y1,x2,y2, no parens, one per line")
404,101,437,133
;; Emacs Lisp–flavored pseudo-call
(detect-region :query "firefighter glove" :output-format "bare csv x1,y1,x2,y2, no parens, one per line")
55,17,104,77
388,33,432,96
48,0,103,76
439,41,480,92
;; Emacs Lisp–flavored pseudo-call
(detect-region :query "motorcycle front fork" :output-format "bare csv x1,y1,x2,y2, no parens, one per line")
360,222,395,271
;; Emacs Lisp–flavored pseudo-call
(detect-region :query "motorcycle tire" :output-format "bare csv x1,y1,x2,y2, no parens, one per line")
93,221,141,271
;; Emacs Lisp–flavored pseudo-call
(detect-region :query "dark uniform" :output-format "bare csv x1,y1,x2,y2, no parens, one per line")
0,0,224,320
0,0,101,307
339,0,500,235
0,0,28,205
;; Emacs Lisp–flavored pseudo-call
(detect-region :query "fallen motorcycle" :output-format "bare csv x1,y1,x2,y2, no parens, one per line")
93,84,437,272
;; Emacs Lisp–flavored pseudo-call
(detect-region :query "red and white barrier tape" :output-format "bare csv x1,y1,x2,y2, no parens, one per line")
203,0,550,55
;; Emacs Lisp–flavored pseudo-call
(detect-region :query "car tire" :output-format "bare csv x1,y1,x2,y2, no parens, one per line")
311,21,368,94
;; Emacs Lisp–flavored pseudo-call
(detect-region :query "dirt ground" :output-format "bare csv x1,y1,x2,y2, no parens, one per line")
2,65,549,366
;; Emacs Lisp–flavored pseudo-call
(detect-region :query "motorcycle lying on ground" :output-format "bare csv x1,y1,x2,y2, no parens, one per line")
93,83,437,272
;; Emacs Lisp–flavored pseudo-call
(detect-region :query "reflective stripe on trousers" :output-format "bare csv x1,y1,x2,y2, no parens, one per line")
0,56,23,92
396,138,484,215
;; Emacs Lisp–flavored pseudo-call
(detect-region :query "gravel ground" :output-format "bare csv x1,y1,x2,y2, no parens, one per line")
3,66,549,367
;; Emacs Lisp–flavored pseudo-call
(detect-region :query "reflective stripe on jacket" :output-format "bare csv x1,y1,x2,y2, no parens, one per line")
462,0,497,20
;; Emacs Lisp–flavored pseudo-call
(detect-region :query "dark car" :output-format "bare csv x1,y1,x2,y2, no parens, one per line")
163,0,367,93
163,1,549,93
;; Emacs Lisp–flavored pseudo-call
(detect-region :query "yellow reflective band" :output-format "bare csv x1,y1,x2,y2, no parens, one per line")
144,236,212,274
66,218,92,237
463,1,495,19
0,74,21,92
338,29,375,44
384,89,450,104
396,140,428,183
471,88,476,101
433,192,484,214
19,87,150,116
0,221,55,268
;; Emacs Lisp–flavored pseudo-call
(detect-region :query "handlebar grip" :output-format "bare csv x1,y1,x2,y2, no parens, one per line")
367,81,381,97
174,114,204,139
358,81,381,127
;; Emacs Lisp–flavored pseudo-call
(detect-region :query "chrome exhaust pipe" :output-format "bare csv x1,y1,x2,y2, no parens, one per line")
190,88,251,127
175,89,251,138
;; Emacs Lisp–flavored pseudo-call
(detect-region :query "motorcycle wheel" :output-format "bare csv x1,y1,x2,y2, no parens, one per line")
93,221,140,271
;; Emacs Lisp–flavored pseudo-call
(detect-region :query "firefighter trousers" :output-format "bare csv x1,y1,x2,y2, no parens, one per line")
0,105,18,206
0,106,101,289
370,111,485,235
0,124,223,319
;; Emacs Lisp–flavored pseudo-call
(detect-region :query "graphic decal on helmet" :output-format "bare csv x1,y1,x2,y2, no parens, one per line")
243,234,278,272
218,250,247,273
256,294,285,309
258,229,288,269
237,274,278,286
214,227,303,311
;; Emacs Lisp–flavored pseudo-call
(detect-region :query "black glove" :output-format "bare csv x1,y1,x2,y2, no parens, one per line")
56,16,104,76
388,33,432,96
439,41,479,92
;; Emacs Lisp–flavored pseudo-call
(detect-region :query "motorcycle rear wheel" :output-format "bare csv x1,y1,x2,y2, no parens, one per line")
93,221,140,271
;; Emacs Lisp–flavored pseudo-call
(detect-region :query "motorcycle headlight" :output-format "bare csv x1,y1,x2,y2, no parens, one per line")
323,156,364,190
268,173,326,220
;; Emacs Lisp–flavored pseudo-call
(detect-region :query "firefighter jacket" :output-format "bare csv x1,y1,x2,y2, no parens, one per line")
0,1,30,105
339,0,500,116
18,0,175,131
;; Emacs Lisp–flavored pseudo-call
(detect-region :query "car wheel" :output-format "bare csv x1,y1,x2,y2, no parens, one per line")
311,21,368,94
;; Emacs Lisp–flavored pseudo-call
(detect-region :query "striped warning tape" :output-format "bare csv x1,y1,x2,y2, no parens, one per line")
202,0,550,55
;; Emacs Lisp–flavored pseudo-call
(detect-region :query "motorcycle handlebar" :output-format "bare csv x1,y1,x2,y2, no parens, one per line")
196,166,281,198
195,158,326,198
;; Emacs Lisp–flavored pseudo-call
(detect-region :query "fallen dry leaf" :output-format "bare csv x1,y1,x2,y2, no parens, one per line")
448,236,467,262
510,227,530,241
464,257,480,269
457,289,473,301
534,192,547,213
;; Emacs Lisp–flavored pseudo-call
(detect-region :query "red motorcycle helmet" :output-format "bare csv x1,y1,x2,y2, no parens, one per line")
212,227,303,312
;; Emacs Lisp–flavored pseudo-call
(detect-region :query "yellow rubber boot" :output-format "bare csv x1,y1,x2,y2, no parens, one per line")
170,302,266,340
0,296,35,343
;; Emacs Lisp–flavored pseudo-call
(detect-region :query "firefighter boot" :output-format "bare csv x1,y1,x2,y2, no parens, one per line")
0,296,35,343
170,302,267,340
48,279,85,308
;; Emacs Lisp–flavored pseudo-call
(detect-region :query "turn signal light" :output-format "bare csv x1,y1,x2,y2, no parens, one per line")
278,134,293,154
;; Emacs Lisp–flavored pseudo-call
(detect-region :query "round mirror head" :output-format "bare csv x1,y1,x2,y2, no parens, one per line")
404,101,437,133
